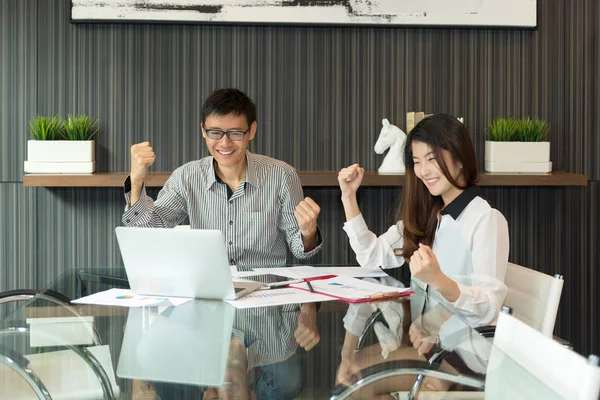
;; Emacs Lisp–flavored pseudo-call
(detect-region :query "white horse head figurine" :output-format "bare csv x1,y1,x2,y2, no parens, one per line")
374,118,407,174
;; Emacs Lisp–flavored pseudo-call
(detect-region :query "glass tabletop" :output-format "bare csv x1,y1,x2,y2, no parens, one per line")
0,266,492,400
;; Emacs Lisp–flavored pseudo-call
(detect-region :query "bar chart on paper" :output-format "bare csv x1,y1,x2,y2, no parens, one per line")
225,288,332,309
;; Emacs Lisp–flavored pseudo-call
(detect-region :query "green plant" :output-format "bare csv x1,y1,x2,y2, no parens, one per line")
487,117,519,142
63,114,99,140
516,117,550,142
29,115,64,140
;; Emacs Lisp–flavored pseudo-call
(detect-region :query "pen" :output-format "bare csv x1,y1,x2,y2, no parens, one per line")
267,279,304,288
306,281,315,293
304,275,336,281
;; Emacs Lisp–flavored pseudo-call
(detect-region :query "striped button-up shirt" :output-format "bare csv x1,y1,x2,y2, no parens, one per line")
122,151,322,267
232,306,300,369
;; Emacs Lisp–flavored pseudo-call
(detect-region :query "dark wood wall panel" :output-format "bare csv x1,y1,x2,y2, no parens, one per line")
0,0,37,181
34,188,127,289
0,184,37,293
23,0,599,177
1,0,598,356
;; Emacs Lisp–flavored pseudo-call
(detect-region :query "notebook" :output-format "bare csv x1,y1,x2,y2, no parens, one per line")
115,226,262,300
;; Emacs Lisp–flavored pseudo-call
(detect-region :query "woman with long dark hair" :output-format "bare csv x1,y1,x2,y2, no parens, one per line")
336,114,510,395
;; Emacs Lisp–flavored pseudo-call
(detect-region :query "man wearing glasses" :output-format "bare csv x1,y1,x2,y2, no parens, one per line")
123,88,322,265
122,89,322,369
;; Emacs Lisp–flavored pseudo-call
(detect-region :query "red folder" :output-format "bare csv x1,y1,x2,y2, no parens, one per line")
289,276,413,303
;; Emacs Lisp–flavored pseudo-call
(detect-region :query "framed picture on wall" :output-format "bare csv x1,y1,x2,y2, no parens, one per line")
71,0,537,28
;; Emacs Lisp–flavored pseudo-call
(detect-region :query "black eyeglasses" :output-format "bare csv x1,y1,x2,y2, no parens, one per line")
201,123,250,141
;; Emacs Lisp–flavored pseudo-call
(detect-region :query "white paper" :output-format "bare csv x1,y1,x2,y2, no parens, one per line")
72,289,193,308
311,266,388,278
224,288,333,309
251,266,388,279
290,276,411,301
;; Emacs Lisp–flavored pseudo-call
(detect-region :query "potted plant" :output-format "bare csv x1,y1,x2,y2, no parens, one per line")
485,117,551,173
24,114,98,174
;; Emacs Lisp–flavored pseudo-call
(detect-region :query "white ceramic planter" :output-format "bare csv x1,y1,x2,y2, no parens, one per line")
485,161,552,173
485,141,551,172
27,140,95,162
25,140,95,173
24,161,95,173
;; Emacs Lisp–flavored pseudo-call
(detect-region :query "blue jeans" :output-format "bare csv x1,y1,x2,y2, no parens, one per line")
152,354,302,400
251,354,302,400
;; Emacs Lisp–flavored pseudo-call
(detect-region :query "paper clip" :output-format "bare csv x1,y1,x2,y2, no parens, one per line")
368,291,403,301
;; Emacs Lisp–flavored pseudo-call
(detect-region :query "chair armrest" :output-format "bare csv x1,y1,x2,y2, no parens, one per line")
0,344,30,368
0,288,103,346
43,289,72,304
406,324,495,400
357,310,384,350
69,346,117,399
0,289,71,304
330,359,484,400
0,344,52,399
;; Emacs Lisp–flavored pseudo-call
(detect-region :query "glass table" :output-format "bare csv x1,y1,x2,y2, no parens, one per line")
0,266,500,400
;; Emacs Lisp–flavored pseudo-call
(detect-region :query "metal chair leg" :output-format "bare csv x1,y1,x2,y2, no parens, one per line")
357,310,383,350
330,360,484,400
407,347,449,400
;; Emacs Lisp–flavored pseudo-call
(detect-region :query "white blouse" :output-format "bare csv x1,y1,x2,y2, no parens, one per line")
343,188,509,327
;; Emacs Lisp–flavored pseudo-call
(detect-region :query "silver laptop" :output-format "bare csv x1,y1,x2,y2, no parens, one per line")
115,226,262,300
116,300,235,386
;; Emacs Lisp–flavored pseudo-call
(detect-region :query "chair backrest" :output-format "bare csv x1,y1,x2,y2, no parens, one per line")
486,313,600,400
503,262,563,337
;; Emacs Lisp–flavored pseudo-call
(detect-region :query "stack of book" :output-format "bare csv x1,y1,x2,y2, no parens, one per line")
406,111,433,133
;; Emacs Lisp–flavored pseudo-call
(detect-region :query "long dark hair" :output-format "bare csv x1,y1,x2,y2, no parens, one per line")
396,114,478,259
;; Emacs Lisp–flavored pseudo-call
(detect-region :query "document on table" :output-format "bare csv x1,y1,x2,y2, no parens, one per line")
251,266,388,279
289,276,412,303
72,288,193,307
224,288,333,309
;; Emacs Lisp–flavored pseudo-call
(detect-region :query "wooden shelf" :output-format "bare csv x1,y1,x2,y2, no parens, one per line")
23,171,588,187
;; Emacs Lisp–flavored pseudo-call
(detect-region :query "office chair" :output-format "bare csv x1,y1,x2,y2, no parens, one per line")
358,262,564,347
502,262,563,338
484,312,599,400
332,313,600,400
407,262,566,399
353,262,566,399
0,288,103,344
0,289,119,399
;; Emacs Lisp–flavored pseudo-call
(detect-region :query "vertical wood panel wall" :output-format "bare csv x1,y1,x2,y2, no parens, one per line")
1,0,598,355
